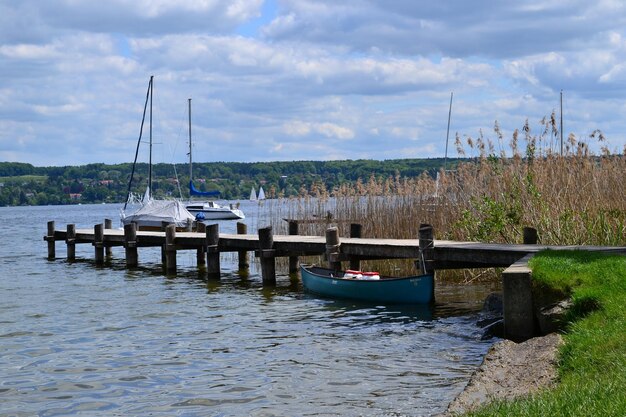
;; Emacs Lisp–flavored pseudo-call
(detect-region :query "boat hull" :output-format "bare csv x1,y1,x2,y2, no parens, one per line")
300,265,434,304
185,203,245,220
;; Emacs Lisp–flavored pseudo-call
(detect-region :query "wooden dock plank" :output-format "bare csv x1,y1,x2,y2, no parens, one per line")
52,228,626,267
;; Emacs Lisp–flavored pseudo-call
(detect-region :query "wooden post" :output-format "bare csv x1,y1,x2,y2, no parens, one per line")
66,224,76,261
205,223,220,279
418,224,434,275
502,255,535,342
124,223,138,267
46,221,56,259
104,218,113,259
288,220,299,273
165,224,177,274
523,227,538,244
418,223,435,303
237,222,249,271
196,222,206,267
325,226,341,271
161,221,172,265
94,223,104,265
349,223,362,271
258,226,276,284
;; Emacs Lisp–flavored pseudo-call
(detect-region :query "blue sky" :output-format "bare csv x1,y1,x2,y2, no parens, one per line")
1,0,626,167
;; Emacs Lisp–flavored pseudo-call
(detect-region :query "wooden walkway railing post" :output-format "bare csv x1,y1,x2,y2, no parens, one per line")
288,220,299,273
66,224,76,261
94,223,104,265
104,219,113,259
124,223,138,267
205,224,220,279
165,224,177,274
325,227,341,271
237,222,249,272
349,223,362,271
46,221,56,259
258,226,276,284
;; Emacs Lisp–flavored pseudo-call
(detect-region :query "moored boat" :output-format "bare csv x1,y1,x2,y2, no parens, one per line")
185,98,245,221
120,76,198,231
185,201,245,220
122,198,196,231
300,265,434,304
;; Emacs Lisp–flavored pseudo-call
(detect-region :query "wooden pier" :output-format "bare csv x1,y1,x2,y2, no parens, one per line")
44,220,626,273
45,220,626,341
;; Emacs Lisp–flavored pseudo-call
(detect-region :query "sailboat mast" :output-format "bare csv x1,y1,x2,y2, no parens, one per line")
188,98,192,185
123,75,153,210
444,91,453,172
560,90,563,156
148,75,153,196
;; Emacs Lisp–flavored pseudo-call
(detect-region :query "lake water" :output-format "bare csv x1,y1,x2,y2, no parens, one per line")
0,202,498,416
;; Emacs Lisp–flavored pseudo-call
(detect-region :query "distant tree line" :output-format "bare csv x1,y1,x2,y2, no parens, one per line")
0,158,459,206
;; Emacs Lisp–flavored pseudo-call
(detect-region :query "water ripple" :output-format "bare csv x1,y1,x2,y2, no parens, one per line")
0,204,497,417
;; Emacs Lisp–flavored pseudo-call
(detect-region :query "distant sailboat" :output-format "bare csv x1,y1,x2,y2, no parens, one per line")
257,186,266,200
250,187,257,201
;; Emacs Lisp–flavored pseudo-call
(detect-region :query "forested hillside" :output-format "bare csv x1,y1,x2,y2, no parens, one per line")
0,158,458,206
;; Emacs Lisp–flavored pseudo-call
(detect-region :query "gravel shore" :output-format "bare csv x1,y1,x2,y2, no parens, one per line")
443,333,563,416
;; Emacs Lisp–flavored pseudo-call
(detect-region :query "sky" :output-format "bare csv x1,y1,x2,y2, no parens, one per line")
1,0,626,167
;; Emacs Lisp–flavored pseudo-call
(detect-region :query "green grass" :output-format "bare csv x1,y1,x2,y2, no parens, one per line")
463,250,626,417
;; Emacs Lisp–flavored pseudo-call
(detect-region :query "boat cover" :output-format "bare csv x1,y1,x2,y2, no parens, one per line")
122,199,196,228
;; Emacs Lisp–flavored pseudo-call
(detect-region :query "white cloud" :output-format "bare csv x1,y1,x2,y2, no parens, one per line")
316,123,354,140
282,121,354,140
283,120,311,136
0,0,625,166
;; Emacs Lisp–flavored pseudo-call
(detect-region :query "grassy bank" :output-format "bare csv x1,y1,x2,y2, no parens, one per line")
464,250,626,416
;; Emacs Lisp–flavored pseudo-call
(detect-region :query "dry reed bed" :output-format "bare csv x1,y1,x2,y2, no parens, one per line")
261,117,626,275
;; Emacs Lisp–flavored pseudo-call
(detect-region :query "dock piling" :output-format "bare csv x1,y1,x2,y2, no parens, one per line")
104,219,113,259
205,224,220,279
325,227,341,271
66,224,76,261
165,224,177,273
502,255,535,341
94,223,104,265
46,221,56,259
258,226,276,284
196,222,207,267
523,227,538,244
418,224,434,275
288,220,299,273
124,223,138,267
237,222,249,271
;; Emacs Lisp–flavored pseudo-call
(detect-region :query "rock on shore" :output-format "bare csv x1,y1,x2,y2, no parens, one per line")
444,333,563,415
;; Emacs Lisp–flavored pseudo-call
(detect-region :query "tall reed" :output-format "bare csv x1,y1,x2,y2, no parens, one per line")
263,114,626,275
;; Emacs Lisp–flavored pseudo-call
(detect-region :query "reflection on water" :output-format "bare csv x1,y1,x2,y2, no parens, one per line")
0,203,497,417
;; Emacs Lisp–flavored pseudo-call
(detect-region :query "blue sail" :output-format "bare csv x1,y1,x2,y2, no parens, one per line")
189,180,220,197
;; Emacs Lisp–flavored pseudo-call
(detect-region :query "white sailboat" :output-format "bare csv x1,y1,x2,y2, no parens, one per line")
257,186,266,200
249,187,257,201
120,76,196,231
184,98,245,220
